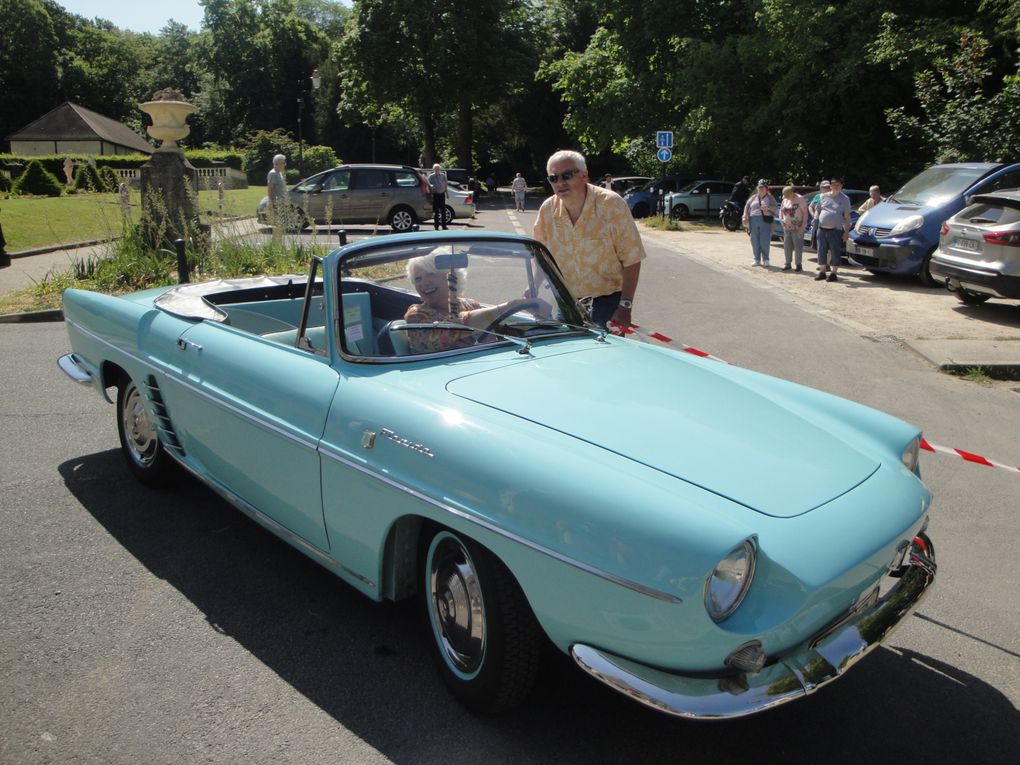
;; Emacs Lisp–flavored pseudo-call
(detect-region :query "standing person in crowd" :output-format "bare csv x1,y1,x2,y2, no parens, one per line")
814,177,852,282
533,150,646,330
729,176,751,208
808,179,830,250
266,154,288,242
742,179,777,267
511,172,528,212
779,186,807,272
602,174,614,190
859,185,884,213
428,163,449,230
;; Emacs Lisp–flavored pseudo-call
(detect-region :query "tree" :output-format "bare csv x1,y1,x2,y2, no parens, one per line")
0,0,59,144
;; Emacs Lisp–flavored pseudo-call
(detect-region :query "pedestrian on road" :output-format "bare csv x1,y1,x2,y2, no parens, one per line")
266,154,288,241
815,178,852,282
780,186,807,271
428,163,449,230
511,172,527,211
859,185,884,213
808,180,830,251
532,149,645,330
602,174,614,190
742,179,777,267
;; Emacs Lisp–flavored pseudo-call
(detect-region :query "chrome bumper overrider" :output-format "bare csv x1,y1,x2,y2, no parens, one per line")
571,534,936,720
58,353,94,386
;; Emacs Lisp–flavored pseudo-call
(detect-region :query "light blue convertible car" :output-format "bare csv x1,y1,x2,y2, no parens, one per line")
59,231,936,720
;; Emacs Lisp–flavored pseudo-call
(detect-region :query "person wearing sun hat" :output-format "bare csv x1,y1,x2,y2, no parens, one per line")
814,178,852,282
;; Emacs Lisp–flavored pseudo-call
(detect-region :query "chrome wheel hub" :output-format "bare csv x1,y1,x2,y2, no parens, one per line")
429,535,486,674
122,385,157,466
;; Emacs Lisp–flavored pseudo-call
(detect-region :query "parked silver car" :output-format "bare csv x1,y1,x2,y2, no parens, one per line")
440,184,476,226
930,188,1020,304
258,164,432,232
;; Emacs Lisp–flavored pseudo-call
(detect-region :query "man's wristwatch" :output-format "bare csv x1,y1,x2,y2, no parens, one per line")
618,299,633,309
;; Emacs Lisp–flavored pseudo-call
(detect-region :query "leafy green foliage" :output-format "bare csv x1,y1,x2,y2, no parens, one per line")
240,129,300,183
98,165,120,192
72,162,104,193
14,160,64,197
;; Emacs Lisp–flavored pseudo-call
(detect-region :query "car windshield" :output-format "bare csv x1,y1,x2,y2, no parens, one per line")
338,238,588,361
891,166,992,206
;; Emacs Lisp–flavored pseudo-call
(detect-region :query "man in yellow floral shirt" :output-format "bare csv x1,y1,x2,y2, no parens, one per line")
533,150,646,329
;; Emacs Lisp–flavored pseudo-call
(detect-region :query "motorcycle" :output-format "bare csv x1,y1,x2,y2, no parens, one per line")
719,199,743,231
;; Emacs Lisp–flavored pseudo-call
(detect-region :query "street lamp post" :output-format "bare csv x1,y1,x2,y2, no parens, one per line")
297,69,322,180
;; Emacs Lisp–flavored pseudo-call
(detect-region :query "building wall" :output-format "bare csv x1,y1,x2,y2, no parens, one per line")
9,140,147,156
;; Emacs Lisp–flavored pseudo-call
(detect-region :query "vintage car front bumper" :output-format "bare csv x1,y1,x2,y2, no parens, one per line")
571,533,936,720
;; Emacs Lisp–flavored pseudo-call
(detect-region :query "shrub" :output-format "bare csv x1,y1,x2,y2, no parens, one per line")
303,145,341,176
0,174,10,193
14,160,64,197
73,162,104,193
98,165,120,191
240,129,299,183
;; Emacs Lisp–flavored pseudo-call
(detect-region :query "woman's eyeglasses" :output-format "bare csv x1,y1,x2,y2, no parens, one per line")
547,170,578,183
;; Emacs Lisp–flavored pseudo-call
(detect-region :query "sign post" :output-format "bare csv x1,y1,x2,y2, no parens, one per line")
656,131,673,164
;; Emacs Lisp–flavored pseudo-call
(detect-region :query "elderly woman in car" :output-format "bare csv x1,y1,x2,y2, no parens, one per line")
403,248,541,354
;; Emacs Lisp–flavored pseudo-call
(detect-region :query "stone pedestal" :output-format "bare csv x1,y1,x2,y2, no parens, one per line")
139,150,198,246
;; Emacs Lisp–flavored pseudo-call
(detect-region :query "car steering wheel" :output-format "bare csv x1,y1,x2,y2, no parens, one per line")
483,299,543,333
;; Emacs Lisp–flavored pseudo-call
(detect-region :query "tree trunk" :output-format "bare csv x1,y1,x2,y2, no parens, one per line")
422,115,436,168
456,99,472,172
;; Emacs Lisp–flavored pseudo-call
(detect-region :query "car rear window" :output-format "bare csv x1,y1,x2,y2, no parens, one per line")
959,202,1020,226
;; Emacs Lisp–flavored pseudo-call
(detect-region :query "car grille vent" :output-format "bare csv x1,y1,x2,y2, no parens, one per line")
144,375,185,456
873,227,892,237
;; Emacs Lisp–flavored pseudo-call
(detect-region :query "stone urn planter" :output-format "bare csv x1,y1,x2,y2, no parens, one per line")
140,91,197,152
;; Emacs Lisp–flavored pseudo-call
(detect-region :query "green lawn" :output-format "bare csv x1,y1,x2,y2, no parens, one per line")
0,187,266,252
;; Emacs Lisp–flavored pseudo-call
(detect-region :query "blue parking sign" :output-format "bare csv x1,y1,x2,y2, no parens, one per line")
656,131,673,148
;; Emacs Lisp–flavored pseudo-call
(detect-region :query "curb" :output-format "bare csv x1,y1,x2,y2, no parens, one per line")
0,309,64,324
8,239,114,259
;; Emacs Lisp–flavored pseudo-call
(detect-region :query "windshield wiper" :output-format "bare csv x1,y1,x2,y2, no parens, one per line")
395,322,534,354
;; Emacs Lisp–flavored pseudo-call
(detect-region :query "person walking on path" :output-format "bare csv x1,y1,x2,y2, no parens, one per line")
742,179,777,267
532,150,645,330
779,186,807,271
511,173,527,212
428,163,449,230
814,178,852,282
266,154,288,241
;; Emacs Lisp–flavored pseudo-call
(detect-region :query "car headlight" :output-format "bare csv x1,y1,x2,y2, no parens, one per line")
704,540,756,623
902,436,920,473
890,214,924,236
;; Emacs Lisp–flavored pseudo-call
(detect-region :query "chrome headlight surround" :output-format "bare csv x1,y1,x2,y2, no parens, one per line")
890,214,924,236
704,540,757,623
902,436,921,473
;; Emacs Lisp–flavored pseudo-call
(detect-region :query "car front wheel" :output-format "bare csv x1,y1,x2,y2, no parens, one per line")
423,529,541,713
389,206,417,232
919,248,939,288
956,290,990,305
670,204,689,221
117,376,175,486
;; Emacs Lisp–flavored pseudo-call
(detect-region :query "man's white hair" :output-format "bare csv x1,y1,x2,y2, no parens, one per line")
546,150,587,174
272,154,286,165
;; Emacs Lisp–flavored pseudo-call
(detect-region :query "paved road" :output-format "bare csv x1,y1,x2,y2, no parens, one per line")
1,199,1018,763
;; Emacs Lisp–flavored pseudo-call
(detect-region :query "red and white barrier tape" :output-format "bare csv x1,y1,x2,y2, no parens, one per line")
608,321,1020,475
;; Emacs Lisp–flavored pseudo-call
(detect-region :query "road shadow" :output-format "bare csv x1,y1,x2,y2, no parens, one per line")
60,450,1020,764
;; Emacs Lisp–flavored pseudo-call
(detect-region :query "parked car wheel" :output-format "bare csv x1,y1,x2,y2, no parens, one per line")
955,290,991,305
389,206,417,232
442,205,455,226
423,529,541,713
116,376,175,486
284,208,308,233
670,204,690,221
631,202,649,218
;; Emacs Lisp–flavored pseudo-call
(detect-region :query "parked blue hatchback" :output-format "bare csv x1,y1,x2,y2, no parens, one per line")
846,162,1020,285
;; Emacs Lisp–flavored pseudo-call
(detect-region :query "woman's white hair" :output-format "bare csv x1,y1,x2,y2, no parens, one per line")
406,247,467,289
546,149,587,174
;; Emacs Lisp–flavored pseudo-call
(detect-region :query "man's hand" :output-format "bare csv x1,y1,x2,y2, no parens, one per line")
610,305,632,330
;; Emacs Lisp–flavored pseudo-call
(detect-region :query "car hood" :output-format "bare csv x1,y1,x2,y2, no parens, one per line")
857,200,928,229
447,347,879,518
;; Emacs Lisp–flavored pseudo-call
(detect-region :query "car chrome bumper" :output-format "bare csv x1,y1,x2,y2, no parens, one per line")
571,533,936,720
58,353,94,386
846,239,914,271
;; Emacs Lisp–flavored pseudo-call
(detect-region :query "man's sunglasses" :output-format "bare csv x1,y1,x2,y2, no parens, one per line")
547,170,579,183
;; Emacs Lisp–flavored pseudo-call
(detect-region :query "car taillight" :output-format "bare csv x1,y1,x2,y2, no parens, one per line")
983,230,1020,247
940,223,950,236
419,176,430,197
465,193,473,204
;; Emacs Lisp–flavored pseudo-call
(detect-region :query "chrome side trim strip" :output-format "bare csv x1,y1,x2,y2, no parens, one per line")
318,444,682,604
164,449,375,589
66,319,320,454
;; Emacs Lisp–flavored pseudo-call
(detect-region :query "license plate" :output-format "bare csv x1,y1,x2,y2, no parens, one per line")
954,237,980,252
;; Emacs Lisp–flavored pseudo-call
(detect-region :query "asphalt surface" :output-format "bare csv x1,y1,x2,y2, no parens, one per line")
1,198,1018,763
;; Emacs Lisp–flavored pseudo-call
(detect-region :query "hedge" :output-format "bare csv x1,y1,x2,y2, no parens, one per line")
13,160,64,197
0,150,246,180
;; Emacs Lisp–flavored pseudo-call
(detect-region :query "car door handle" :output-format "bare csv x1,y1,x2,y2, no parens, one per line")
177,338,203,352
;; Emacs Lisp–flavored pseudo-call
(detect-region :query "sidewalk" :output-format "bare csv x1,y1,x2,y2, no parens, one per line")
640,223,1020,378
